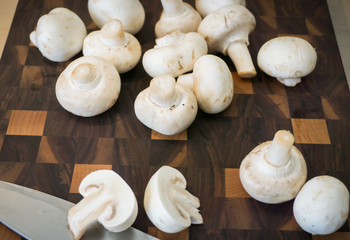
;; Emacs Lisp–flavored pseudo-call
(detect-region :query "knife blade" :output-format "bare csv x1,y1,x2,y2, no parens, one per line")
0,180,158,240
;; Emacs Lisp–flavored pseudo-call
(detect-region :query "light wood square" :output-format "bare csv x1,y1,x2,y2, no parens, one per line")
148,227,189,240
292,118,331,144
6,110,47,136
0,223,21,240
151,130,187,141
225,168,251,198
232,72,253,94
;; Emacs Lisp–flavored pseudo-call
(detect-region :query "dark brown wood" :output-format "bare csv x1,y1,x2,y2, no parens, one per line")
0,0,349,239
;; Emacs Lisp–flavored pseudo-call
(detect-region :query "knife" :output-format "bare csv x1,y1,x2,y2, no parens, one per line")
0,180,159,240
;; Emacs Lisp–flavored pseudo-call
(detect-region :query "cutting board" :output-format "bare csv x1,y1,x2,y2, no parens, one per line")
0,0,349,239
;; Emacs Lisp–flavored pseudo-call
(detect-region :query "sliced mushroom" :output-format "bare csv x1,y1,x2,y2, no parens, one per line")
134,74,198,135
177,54,234,114
239,130,307,204
195,0,246,17
29,7,87,62
155,0,202,38
142,29,208,78
197,4,256,78
87,0,145,34
83,19,142,74
68,170,138,240
257,36,317,87
293,175,349,235
144,166,203,233
55,56,121,117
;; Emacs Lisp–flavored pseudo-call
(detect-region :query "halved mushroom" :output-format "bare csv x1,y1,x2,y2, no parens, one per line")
239,130,307,204
257,36,317,87
30,7,87,62
293,175,349,235
197,4,256,78
134,74,198,135
144,166,203,233
177,54,234,114
155,0,202,38
83,19,142,74
195,0,246,17
68,170,138,240
142,29,208,78
55,56,121,117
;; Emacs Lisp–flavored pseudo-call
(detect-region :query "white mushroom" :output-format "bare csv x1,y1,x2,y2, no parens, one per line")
134,74,198,135
29,7,87,62
293,175,349,235
144,166,203,233
83,19,142,74
257,36,317,87
177,54,234,114
55,56,121,117
155,0,202,38
197,4,256,78
239,130,307,204
195,0,246,17
87,0,145,35
68,170,138,240
142,29,208,78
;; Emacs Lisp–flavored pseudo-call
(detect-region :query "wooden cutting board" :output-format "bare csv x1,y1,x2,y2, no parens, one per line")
0,0,349,239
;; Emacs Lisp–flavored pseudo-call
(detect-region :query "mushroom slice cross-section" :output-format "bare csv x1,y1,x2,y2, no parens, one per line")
68,170,138,240
144,166,203,233
239,130,307,204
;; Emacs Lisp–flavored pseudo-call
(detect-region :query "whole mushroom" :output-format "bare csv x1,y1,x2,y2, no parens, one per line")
30,8,87,62
68,170,138,240
195,0,246,17
257,36,317,87
177,54,234,114
239,130,307,204
293,175,349,235
197,4,256,78
142,29,208,78
55,56,121,117
83,19,142,74
87,0,145,35
155,0,202,38
134,74,198,135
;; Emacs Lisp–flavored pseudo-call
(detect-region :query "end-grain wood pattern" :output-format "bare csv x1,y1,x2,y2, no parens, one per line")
0,0,349,239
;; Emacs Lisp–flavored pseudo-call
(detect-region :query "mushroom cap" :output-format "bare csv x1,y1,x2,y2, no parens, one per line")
293,175,349,235
155,2,202,38
55,56,121,117
257,36,317,81
239,134,307,204
195,0,246,17
29,7,87,62
134,74,198,135
83,20,142,74
87,0,145,34
193,54,234,114
197,4,255,54
142,30,208,78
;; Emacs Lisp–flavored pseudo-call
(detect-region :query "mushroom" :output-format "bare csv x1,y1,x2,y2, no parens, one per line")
55,56,121,117
87,0,145,35
83,19,142,74
155,0,202,38
144,166,203,233
293,175,349,235
29,7,87,62
239,130,307,204
197,4,256,78
134,74,198,135
142,29,208,78
68,170,138,240
257,36,317,87
195,0,246,17
177,54,234,114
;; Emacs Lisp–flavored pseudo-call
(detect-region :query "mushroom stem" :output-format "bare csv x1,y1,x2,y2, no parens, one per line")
99,19,126,47
71,63,100,90
177,73,194,91
276,77,302,87
68,186,112,240
150,75,179,107
161,0,184,17
265,130,294,167
227,41,256,78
